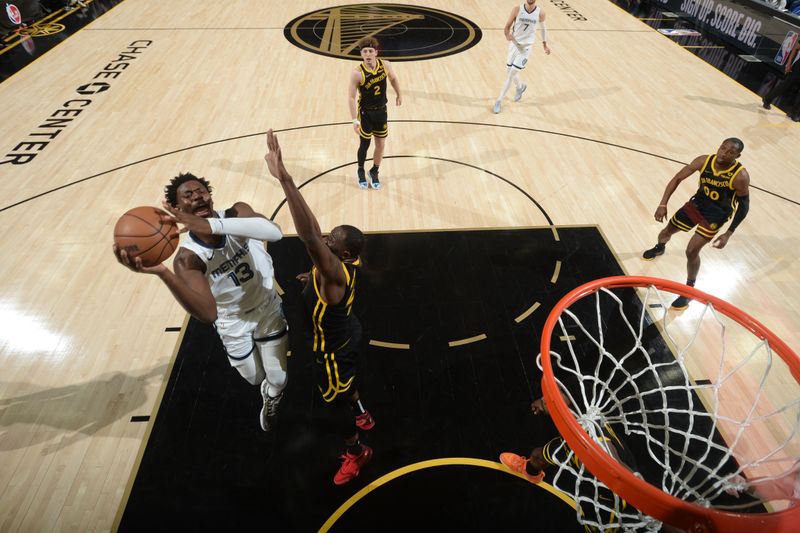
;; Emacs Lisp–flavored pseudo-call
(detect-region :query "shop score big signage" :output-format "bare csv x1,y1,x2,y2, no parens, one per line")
653,0,799,66
679,0,761,48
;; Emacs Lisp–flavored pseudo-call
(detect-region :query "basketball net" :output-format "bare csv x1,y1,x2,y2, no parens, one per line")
538,276,800,532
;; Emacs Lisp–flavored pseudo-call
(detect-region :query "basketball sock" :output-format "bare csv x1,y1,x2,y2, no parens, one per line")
369,165,379,173
350,398,367,416
498,70,515,100
525,462,541,477
686,279,696,287
347,440,363,455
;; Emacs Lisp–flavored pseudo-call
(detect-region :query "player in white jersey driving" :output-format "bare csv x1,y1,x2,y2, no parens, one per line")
493,0,551,114
112,173,289,432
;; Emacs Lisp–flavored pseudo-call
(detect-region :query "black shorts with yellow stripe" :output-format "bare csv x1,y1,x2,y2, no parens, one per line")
358,106,388,139
669,200,731,239
314,345,358,402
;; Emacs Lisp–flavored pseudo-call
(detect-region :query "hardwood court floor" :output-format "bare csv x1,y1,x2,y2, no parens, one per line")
0,1,798,532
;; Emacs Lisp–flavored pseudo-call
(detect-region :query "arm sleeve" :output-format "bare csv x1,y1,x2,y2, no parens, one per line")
727,195,749,232
540,22,547,43
208,217,283,242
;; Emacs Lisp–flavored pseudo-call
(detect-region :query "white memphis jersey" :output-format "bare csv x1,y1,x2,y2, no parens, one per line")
180,210,277,318
513,4,541,46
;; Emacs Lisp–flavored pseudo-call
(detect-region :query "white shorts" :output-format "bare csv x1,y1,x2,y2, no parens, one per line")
506,42,532,70
215,293,286,361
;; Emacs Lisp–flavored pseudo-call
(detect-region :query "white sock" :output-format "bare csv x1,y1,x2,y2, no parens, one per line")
497,68,517,101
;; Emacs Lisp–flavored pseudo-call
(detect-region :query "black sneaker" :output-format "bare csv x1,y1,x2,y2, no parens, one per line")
671,295,691,310
357,168,368,189
368,167,381,189
642,243,665,261
762,98,771,110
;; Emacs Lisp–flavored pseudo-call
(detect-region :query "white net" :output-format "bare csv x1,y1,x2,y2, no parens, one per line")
538,282,800,532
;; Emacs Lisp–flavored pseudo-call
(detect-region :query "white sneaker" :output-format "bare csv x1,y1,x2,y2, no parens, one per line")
492,101,501,114
513,83,527,102
259,380,283,431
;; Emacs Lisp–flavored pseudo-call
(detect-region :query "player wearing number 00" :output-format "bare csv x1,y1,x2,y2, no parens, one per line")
112,173,289,432
642,138,751,310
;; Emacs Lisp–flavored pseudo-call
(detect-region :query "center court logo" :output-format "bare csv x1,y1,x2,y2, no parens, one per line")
21,21,66,37
284,3,482,61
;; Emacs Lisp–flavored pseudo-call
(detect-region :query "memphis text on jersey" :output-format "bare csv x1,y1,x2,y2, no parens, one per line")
210,241,250,279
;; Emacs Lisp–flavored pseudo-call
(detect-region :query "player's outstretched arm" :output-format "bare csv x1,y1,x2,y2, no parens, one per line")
654,155,706,222
264,130,346,302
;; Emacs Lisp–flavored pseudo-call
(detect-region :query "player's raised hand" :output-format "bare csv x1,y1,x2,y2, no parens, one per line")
265,129,287,179
161,201,212,237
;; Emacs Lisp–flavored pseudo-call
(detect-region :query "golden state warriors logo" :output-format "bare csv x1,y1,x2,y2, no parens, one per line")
284,4,481,61
21,22,65,37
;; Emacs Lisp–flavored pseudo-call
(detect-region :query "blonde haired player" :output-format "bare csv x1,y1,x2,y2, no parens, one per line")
493,0,551,114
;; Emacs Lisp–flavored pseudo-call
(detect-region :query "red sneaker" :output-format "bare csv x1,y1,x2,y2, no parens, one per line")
355,410,375,430
499,452,545,484
334,445,373,485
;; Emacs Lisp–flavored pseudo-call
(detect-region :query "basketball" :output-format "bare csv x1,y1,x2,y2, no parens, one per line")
114,206,179,267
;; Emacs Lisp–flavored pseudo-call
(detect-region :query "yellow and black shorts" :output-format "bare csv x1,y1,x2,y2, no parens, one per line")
315,350,357,402
358,106,388,139
669,200,731,239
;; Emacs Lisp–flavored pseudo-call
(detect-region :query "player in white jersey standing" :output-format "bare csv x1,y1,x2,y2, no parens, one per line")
493,0,551,114
113,173,289,431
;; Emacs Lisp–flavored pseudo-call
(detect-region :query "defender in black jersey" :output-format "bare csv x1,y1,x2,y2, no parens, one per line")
642,138,751,310
348,37,402,190
265,129,375,486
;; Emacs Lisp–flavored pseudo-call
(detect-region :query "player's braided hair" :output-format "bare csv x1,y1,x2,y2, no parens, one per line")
164,172,213,207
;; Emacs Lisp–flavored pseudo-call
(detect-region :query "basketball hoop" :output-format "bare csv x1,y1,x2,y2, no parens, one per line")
539,276,800,532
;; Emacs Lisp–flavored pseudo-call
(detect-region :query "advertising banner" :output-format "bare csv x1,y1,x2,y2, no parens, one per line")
650,0,800,70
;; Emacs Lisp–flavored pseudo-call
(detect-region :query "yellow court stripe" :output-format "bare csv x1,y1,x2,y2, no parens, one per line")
448,334,487,347
318,457,577,532
550,225,561,241
551,260,562,284
368,339,411,350
514,301,541,323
